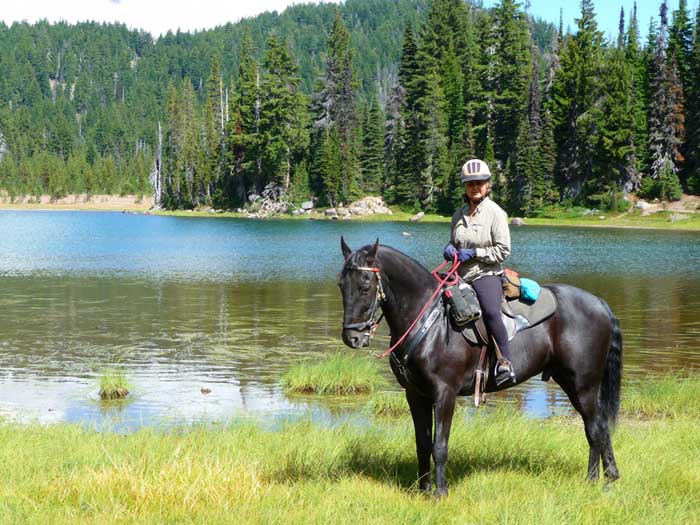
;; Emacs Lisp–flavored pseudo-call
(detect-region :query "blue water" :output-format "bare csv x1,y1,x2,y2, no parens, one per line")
0,210,699,429
1,211,698,280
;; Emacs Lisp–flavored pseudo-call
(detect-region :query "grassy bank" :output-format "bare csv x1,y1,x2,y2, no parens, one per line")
281,353,387,394
154,207,700,231
1,376,699,523
525,209,700,231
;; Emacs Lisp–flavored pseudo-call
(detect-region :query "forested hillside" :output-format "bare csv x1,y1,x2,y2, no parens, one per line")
0,0,697,215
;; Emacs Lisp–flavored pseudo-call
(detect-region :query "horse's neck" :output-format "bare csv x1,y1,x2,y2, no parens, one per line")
378,251,436,335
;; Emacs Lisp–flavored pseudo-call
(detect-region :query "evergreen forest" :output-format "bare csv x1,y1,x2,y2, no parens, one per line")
1,0,699,215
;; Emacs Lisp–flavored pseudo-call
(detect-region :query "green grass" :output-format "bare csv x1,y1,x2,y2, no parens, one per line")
364,391,412,418
281,353,387,394
525,208,700,230
622,374,700,419
1,402,699,523
153,205,700,231
98,369,131,400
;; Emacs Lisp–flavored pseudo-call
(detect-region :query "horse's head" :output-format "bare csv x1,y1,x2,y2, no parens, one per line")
338,236,384,349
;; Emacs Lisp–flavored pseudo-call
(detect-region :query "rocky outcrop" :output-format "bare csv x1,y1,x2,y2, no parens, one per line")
341,196,393,217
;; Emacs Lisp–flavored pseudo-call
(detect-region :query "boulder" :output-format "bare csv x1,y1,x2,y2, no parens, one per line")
301,200,314,211
409,211,425,222
325,208,338,217
634,200,652,210
337,207,350,217
291,209,302,216
510,217,526,226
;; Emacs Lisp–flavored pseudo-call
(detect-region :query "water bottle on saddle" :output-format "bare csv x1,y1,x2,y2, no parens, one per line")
443,159,516,386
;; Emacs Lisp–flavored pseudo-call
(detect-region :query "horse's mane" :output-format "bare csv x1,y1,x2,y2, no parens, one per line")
351,244,436,290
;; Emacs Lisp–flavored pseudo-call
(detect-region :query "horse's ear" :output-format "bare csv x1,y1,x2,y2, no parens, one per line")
367,238,379,265
341,236,352,260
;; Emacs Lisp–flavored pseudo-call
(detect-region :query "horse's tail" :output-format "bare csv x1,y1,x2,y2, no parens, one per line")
600,299,622,429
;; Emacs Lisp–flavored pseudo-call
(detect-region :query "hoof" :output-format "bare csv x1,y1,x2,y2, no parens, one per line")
434,488,448,498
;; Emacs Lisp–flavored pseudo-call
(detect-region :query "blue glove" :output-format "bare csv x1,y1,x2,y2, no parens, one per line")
443,244,457,261
458,248,477,262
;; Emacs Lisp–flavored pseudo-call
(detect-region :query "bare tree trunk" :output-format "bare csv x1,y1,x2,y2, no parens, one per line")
151,121,163,208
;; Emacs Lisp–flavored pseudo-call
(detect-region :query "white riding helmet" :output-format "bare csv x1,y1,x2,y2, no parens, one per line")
461,159,492,183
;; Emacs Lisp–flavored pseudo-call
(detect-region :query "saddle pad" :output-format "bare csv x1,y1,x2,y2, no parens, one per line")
503,286,557,326
461,286,557,346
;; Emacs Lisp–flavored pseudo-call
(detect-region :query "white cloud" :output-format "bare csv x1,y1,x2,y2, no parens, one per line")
1,0,342,37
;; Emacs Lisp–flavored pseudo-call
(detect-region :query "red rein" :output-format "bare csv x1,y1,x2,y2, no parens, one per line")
376,254,461,358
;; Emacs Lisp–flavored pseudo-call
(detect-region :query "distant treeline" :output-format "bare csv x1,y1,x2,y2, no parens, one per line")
0,0,698,215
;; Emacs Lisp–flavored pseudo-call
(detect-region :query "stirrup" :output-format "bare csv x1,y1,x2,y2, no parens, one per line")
495,359,516,386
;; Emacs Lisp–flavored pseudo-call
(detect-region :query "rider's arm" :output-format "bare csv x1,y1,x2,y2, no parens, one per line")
475,206,510,264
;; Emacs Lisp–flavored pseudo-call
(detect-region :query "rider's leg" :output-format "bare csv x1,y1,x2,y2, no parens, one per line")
471,275,515,383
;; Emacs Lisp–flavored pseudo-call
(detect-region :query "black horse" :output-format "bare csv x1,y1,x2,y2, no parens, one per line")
339,238,621,496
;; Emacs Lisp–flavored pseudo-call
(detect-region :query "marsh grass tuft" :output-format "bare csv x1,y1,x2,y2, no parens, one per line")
98,369,131,400
281,353,386,394
364,391,410,417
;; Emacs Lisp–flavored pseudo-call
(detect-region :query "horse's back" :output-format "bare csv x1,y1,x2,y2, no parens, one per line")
545,283,614,371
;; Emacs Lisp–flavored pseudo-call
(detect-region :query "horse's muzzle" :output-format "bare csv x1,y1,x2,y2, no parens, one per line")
342,329,370,348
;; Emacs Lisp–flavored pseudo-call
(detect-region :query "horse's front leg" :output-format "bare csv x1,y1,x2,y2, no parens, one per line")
406,388,433,492
433,386,457,497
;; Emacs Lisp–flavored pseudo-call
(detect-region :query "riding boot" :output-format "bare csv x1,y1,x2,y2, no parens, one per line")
495,360,516,386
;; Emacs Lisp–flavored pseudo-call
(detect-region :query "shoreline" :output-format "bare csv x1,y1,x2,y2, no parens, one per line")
2,195,700,231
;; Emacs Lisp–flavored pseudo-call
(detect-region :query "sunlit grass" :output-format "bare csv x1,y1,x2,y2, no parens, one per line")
281,353,387,394
98,369,131,400
364,391,411,418
622,374,700,419
1,401,699,523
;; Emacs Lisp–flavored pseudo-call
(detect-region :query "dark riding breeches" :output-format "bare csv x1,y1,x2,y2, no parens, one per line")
471,275,511,360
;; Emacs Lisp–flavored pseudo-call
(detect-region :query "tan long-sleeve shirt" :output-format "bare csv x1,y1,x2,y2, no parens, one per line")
450,197,511,282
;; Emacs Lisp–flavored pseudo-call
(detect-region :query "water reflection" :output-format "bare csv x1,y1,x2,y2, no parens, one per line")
0,212,699,427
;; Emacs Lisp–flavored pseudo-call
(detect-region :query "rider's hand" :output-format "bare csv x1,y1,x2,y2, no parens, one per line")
443,244,458,261
458,248,477,262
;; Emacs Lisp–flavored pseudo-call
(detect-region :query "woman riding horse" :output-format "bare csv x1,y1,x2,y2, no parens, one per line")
444,158,515,385
339,239,621,497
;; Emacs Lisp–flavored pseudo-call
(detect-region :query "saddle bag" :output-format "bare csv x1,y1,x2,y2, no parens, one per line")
444,281,481,329
502,268,521,300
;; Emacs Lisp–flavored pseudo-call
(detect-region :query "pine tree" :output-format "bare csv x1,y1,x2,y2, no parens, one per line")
593,8,639,202
492,0,532,169
668,0,692,89
549,0,605,200
310,12,359,204
626,2,649,179
360,95,385,194
259,34,309,193
647,0,684,201
687,4,700,192
227,28,262,199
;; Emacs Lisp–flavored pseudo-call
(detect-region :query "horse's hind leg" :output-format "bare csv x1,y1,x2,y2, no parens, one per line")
601,426,619,481
553,375,605,481
406,389,433,492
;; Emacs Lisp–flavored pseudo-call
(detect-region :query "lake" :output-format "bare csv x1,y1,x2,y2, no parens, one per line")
1,210,699,429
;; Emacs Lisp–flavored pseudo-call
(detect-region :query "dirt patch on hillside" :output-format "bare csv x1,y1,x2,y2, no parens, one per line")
632,194,700,215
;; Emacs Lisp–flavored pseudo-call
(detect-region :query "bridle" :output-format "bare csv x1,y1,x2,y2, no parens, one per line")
341,255,462,358
341,265,386,338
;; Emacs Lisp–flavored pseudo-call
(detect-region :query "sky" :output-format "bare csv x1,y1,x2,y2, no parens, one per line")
0,0,692,40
